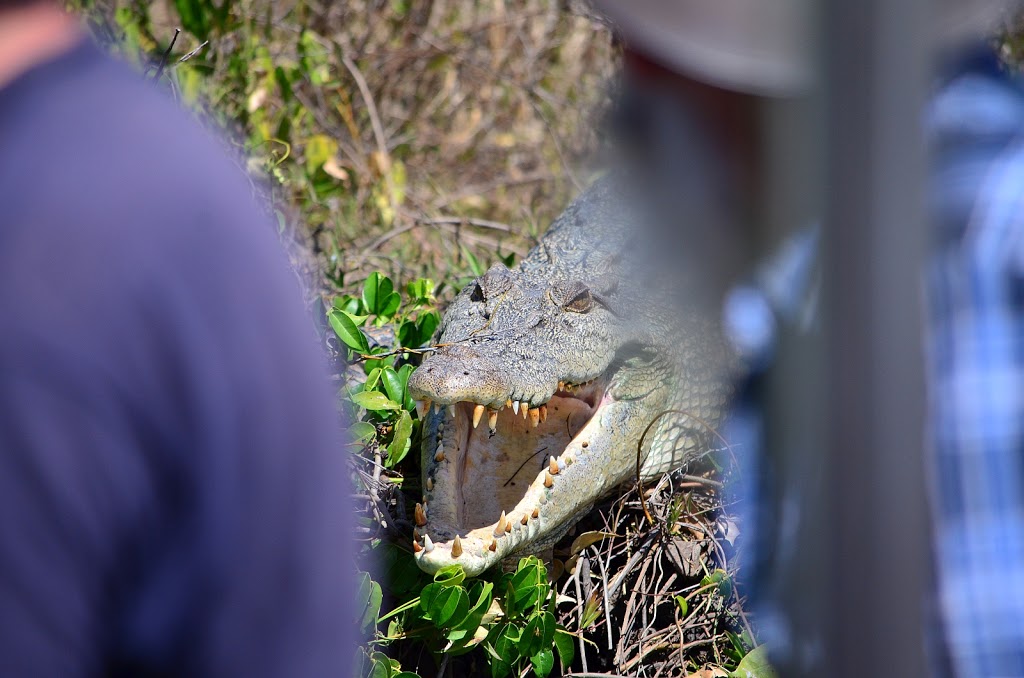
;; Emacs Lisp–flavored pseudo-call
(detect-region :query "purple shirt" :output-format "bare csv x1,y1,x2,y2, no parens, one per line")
0,40,352,676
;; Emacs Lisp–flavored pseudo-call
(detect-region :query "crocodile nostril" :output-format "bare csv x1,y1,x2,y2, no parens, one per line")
463,371,469,376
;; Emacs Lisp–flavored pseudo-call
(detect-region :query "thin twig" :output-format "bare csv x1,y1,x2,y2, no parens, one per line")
177,40,210,64
151,28,180,82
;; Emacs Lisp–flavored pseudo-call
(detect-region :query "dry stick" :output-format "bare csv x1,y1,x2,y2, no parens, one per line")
527,95,582,192
151,28,180,82
606,532,658,602
177,39,209,64
339,50,396,217
589,545,615,652
573,570,589,675
362,215,515,255
615,551,652,665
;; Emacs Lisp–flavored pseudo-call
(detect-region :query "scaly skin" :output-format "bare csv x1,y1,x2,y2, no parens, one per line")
407,177,737,576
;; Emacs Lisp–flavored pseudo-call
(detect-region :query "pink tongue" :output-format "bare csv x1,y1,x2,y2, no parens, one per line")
456,395,593,533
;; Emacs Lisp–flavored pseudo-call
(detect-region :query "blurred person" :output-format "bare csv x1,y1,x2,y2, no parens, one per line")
0,1,352,676
592,0,1024,675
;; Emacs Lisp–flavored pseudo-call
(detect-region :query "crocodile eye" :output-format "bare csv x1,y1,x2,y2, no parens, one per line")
564,286,594,313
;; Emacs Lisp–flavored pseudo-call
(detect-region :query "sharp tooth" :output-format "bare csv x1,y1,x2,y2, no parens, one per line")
530,408,540,427
505,521,512,534
512,400,520,415
416,400,429,419
558,381,565,391
426,477,433,492
472,404,485,428
448,405,455,418
549,456,560,475
539,405,547,422
435,447,445,463
423,534,435,553
489,539,497,552
544,472,554,488
451,536,463,558
494,511,507,537
488,409,498,432
415,503,427,526
413,540,423,553
531,507,540,519
521,402,529,419
520,513,529,525
506,398,513,410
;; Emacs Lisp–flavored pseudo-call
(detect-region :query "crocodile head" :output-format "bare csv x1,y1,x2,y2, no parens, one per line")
406,179,735,576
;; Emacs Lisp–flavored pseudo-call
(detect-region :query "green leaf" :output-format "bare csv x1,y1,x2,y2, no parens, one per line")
700,569,734,598
367,651,392,678
364,367,383,390
433,564,467,588
376,543,426,596
518,613,551,657
274,65,294,103
447,580,493,647
328,309,369,353
351,390,401,412
406,278,436,303
461,245,484,277
418,582,470,628
488,624,520,678
334,295,365,315
172,0,211,40
301,133,337,175
381,367,405,405
730,645,777,678
362,272,395,316
553,629,575,672
675,595,689,616
530,648,555,678
417,312,440,344
397,320,419,349
377,292,401,320
349,421,377,444
386,410,413,467
355,572,383,633
509,557,547,613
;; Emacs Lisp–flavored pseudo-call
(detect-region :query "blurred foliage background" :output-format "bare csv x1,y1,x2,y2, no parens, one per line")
72,0,617,305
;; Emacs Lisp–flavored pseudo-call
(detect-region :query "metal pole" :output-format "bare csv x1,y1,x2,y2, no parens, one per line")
820,0,929,674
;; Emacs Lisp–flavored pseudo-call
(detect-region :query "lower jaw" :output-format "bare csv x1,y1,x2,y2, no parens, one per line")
414,387,610,575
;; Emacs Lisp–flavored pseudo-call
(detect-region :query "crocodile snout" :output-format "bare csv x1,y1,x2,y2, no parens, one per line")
407,344,511,409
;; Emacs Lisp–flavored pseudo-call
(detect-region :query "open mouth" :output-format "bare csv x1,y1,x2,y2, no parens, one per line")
413,377,610,572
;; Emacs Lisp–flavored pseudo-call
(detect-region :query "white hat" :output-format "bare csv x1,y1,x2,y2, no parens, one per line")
591,0,1019,96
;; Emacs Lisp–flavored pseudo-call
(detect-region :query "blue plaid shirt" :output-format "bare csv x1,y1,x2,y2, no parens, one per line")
721,45,1024,677
926,47,1024,677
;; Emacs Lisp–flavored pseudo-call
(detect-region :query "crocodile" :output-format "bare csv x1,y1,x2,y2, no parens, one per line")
407,177,738,576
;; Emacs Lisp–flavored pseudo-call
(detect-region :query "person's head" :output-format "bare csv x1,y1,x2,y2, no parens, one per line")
592,0,1021,290
0,0,78,90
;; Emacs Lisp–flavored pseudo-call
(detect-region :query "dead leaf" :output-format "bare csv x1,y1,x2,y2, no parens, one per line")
664,536,705,578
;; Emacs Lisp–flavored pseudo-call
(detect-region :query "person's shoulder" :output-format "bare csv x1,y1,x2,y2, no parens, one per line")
3,39,256,227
